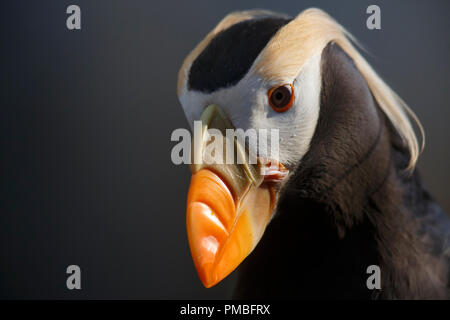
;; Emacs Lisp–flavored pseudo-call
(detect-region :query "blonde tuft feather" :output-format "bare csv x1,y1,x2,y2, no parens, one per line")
253,8,424,170
178,8,424,170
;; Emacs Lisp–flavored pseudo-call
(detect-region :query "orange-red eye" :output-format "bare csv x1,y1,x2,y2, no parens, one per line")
268,84,294,112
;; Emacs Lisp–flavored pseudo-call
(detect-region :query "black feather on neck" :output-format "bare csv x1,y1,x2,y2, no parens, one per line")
234,43,449,299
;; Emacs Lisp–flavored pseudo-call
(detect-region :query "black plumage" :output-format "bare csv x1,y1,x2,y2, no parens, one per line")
188,17,291,93
234,43,450,299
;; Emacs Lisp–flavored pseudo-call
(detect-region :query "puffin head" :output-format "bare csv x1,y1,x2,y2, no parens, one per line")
176,8,422,288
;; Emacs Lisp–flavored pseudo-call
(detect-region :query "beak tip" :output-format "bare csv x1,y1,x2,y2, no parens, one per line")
196,264,226,288
186,168,274,288
200,276,217,288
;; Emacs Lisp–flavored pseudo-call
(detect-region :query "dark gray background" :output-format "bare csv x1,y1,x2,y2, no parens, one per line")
1,0,449,299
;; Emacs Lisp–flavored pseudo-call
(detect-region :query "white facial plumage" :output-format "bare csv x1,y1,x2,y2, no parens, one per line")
178,52,322,169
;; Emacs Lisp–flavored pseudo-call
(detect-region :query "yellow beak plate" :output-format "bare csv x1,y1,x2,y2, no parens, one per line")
186,105,275,287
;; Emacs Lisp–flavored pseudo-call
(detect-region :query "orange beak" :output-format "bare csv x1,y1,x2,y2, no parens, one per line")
187,169,274,287
185,105,281,288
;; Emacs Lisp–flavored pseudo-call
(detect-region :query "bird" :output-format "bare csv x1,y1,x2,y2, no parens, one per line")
176,8,450,299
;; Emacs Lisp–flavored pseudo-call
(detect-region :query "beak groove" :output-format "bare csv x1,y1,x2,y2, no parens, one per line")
185,105,283,287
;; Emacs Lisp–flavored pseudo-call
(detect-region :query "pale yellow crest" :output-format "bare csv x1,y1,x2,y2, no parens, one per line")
178,8,424,169
253,8,423,169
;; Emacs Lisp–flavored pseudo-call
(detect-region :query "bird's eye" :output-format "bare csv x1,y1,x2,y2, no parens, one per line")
268,84,294,112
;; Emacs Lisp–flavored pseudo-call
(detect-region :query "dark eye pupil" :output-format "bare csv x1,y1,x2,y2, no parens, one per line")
270,85,292,109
